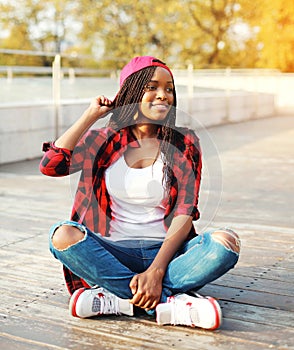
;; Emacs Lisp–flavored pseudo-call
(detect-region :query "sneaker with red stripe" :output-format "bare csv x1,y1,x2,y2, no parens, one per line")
69,287,134,318
156,293,222,330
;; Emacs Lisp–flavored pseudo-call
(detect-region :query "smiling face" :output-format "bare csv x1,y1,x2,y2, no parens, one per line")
139,67,175,122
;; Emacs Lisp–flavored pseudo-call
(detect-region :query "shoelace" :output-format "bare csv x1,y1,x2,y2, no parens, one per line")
169,298,193,326
168,295,203,326
99,293,120,315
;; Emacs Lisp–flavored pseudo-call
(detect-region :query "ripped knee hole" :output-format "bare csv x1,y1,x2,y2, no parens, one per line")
211,229,241,254
52,225,85,250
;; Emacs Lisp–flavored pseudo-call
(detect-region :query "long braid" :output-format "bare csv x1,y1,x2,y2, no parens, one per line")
106,66,178,193
108,67,157,130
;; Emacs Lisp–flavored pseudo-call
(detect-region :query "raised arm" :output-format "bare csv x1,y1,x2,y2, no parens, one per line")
40,96,113,177
55,96,113,150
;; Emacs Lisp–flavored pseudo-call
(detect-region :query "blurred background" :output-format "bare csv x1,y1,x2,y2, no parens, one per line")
0,0,293,164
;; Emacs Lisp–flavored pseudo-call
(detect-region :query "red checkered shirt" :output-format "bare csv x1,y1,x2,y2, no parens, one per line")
40,126,202,294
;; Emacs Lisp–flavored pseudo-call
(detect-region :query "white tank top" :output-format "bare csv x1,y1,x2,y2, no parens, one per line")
104,154,167,241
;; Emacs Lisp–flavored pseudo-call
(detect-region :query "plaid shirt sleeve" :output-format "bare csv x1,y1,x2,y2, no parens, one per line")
167,128,202,222
39,142,73,176
39,129,109,177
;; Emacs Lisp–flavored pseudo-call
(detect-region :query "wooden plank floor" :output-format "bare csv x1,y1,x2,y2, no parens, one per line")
1,115,293,349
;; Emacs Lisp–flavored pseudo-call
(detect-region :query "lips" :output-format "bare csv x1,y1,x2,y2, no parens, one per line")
151,103,169,111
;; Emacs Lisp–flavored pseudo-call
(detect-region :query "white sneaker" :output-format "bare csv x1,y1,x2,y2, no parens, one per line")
69,287,134,318
156,293,222,330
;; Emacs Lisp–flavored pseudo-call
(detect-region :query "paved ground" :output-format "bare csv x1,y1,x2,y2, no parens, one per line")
0,115,293,349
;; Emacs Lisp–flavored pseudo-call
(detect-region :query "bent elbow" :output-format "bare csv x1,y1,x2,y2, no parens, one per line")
39,156,69,177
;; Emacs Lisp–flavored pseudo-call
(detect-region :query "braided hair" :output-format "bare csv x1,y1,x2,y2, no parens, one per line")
107,65,178,192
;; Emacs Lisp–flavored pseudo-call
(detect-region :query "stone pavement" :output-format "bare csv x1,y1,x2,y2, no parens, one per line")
0,115,293,349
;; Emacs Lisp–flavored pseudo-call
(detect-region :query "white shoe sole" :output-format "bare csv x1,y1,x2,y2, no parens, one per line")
156,296,222,330
69,287,134,318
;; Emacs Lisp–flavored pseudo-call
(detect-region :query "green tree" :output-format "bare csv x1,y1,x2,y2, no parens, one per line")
75,0,262,70
1,0,294,71
74,0,184,69
0,0,79,66
176,0,263,68
186,0,237,66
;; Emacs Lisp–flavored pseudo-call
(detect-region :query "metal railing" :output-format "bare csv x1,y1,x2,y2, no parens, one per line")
0,65,114,79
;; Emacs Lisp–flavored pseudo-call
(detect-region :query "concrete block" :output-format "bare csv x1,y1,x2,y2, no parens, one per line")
0,91,276,164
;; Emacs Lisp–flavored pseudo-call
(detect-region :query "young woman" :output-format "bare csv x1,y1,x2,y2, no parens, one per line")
40,56,240,330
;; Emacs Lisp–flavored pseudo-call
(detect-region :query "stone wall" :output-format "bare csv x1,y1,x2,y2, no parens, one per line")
0,92,275,164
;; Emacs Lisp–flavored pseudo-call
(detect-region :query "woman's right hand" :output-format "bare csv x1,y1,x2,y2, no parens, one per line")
54,95,114,150
86,95,114,122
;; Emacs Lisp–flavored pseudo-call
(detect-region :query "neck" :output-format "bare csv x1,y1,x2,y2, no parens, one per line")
131,123,158,140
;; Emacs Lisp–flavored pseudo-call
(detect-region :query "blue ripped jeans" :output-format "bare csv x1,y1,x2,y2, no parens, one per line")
49,220,239,302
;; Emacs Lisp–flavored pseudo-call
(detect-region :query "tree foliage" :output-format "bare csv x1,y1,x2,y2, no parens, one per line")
0,0,293,71
182,0,239,67
252,1,294,71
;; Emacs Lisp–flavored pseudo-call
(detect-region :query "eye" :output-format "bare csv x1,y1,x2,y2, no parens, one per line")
143,84,174,93
144,84,157,92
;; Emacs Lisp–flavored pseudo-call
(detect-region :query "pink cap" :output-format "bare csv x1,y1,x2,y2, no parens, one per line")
119,56,173,87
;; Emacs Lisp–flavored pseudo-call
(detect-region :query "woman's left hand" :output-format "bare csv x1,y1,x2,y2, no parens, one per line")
129,268,165,310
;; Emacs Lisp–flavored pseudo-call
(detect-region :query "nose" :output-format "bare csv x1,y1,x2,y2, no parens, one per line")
156,88,167,100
